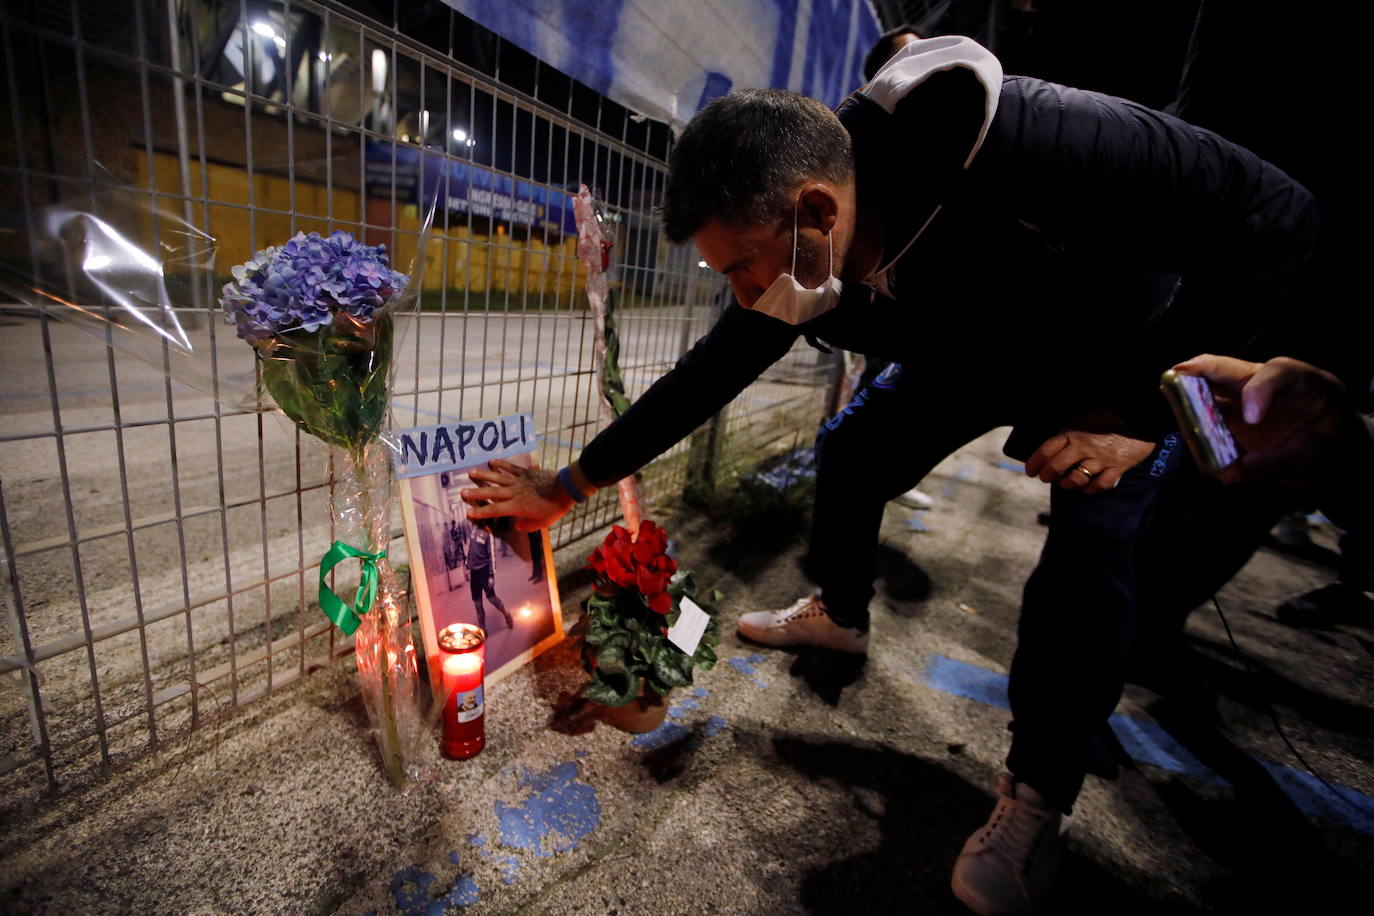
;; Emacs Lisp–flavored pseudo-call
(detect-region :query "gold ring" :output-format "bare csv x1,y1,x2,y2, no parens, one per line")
1074,465,1094,479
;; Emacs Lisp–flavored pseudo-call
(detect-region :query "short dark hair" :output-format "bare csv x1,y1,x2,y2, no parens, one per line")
660,89,853,244
863,25,919,81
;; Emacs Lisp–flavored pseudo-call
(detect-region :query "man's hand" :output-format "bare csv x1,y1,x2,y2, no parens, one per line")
1173,354,1359,485
1025,430,1156,494
461,459,574,532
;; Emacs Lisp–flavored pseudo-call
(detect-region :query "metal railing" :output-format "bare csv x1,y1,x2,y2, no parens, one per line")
0,0,832,794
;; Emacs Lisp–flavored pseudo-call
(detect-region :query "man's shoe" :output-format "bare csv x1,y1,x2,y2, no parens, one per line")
951,773,1068,915
736,594,869,653
895,486,935,509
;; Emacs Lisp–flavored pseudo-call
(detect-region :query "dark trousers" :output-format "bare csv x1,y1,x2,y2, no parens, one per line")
805,363,1181,810
806,361,1016,625
469,567,509,634
1006,436,1183,809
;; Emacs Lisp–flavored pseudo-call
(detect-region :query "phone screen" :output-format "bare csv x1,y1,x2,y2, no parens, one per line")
1177,373,1240,468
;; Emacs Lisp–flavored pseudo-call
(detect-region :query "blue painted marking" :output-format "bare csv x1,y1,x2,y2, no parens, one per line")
940,465,973,499
389,861,479,914
448,850,460,864
494,854,521,885
495,761,601,857
905,517,931,532
1107,714,1223,785
993,460,1026,474
702,716,729,737
921,655,1010,710
575,749,588,758
428,874,480,912
693,687,708,698
1306,512,1330,526
467,833,485,848
389,866,435,914
920,653,1374,836
727,654,765,676
667,698,700,718
1257,760,1374,837
630,720,691,750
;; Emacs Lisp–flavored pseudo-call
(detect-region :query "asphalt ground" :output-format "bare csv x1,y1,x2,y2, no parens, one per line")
3,427,1372,914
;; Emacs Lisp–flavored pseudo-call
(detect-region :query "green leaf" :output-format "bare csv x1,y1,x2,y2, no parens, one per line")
652,653,692,688
693,643,717,670
598,648,626,675
586,670,640,707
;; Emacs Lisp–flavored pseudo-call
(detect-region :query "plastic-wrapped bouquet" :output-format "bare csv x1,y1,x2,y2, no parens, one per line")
221,230,426,789
221,231,405,448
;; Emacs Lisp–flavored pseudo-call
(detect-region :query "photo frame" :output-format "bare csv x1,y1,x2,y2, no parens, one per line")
391,413,564,688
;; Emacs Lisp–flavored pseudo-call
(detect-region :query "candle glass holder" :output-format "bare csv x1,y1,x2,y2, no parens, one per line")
438,623,486,759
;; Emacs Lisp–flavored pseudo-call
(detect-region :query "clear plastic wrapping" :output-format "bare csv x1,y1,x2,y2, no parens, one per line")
2,157,439,788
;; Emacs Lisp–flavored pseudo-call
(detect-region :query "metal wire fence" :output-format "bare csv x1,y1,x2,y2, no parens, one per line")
0,0,833,795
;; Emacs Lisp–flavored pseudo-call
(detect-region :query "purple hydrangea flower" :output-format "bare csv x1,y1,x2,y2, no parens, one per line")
219,231,409,343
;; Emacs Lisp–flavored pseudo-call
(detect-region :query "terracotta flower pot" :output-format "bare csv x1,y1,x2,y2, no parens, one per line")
602,683,670,733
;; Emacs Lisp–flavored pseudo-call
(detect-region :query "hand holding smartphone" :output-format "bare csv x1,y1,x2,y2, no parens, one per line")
1160,368,1243,476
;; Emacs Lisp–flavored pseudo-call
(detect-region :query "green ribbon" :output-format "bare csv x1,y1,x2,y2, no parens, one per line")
318,540,387,635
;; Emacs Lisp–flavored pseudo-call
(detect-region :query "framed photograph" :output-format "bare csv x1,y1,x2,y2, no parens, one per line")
391,413,564,687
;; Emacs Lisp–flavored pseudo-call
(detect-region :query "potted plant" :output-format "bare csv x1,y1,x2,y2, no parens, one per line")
582,520,721,732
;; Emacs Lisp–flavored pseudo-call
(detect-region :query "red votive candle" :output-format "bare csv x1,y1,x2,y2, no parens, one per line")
438,623,486,759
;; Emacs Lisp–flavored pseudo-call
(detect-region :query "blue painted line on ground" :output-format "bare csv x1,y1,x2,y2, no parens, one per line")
631,720,692,750
389,865,480,915
1106,714,1222,785
493,854,521,886
921,654,1010,710
667,698,700,717
701,716,729,737
939,465,973,500
993,460,1026,474
727,654,765,675
494,761,601,857
905,517,931,532
919,653,1374,836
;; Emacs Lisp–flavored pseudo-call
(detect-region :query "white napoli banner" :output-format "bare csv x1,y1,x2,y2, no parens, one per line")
442,0,883,131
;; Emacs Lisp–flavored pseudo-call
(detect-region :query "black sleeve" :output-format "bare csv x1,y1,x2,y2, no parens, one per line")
991,77,1317,343
577,303,800,486
983,76,1319,436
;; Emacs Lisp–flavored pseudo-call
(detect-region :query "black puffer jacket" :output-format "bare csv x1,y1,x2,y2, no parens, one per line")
578,37,1317,485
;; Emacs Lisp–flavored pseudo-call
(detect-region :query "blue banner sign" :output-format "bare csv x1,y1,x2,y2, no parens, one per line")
366,143,579,236
442,0,882,131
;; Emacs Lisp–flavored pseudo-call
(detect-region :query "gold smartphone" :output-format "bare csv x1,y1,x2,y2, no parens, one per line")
1160,369,1243,476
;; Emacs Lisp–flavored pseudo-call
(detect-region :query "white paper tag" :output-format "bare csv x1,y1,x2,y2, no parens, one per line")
667,596,709,656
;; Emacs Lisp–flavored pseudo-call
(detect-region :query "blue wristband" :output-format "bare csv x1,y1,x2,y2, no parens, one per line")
557,466,588,503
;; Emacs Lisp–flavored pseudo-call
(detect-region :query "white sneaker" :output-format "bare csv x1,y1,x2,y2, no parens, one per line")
895,486,934,509
951,773,1069,915
736,594,869,653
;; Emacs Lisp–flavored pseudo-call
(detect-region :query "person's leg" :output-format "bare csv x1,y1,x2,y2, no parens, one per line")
482,574,512,627
1005,434,1185,811
805,363,1003,630
470,570,488,633
528,532,546,583
1131,458,1301,681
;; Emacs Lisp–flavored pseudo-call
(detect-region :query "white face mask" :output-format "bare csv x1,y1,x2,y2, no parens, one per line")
751,204,842,325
